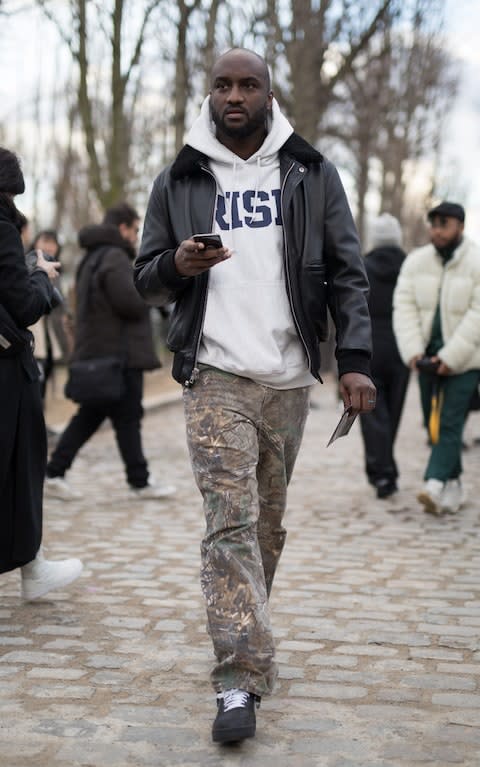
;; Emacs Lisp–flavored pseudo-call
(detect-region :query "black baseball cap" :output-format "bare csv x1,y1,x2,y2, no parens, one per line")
427,201,465,223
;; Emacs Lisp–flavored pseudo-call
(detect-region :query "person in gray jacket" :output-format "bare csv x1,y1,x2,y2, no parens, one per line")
134,48,375,744
45,202,176,501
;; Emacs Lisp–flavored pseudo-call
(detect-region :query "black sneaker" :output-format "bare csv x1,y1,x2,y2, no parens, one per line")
212,688,259,743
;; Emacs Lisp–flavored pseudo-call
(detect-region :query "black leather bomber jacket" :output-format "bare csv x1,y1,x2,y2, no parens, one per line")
134,133,372,386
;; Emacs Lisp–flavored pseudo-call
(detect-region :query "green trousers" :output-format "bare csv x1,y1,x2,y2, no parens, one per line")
419,369,479,481
183,367,310,696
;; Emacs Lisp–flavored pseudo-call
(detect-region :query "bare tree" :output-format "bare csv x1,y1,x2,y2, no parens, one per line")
308,0,456,246
36,0,162,209
4,0,457,253
339,48,392,244
173,0,203,154
256,0,400,143
377,0,457,227
202,0,223,97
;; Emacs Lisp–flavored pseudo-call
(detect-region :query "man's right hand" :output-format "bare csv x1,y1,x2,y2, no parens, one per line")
174,239,232,277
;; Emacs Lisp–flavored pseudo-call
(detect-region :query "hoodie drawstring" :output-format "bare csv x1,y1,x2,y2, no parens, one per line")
251,156,261,223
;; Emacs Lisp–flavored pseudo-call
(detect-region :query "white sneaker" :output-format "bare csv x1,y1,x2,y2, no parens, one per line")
44,476,83,501
21,548,83,600
440,479,465,514
417,478,444,515
129,481,176,500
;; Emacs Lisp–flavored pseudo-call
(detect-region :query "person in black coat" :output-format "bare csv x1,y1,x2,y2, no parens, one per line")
45,202,176,501
359,213,410,498
0,147,83,598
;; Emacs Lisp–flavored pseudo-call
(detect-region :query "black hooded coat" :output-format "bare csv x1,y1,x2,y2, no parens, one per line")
72,224,159,371
360,243,410,486
0,198,54,573
364,244,406,369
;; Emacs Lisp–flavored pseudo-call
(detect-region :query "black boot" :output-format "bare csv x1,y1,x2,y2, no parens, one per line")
375,478,398,499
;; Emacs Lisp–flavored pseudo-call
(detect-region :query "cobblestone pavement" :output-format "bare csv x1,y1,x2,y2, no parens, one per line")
1,374,480,767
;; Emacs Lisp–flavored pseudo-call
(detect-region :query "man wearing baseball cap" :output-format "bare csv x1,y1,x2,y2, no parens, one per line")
393,201,480,515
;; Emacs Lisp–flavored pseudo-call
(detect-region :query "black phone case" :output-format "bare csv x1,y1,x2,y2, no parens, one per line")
193,233,223,249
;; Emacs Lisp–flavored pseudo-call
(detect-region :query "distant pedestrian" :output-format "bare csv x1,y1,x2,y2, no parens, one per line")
134,48,375,744
359,213,410,498
45,202,176,502
393,201,480,514
0,146,83,599
28,230,73,403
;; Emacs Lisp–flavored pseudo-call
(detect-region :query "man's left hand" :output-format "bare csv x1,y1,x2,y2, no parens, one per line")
339,372,377,414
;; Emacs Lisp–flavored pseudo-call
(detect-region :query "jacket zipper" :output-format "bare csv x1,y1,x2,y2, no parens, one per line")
281,162,313,374
185,164,217,387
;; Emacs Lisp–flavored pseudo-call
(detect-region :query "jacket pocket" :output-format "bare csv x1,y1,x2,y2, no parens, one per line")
303,264,329,341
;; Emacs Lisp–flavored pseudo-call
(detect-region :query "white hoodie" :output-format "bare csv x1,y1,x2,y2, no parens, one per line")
186,97,316,389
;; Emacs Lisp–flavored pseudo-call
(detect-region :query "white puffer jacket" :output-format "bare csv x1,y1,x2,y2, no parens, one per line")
393,237,480,373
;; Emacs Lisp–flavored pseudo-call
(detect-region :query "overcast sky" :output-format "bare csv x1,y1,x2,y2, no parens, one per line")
441,0,480,238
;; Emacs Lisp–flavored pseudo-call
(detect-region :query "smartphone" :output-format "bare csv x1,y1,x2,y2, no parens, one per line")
193,233,223,250
415,357,440,375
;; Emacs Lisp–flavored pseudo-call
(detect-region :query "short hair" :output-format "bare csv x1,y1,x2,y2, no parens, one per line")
0,147,25,195
103,202,139,228
33,229,60,247
32,229,62,257
212,48,271,91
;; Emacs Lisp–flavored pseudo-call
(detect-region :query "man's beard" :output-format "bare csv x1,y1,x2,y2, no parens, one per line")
433,232,463,260
210,102,269,139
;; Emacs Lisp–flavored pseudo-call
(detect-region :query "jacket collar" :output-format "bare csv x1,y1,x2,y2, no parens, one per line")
170,133,323,180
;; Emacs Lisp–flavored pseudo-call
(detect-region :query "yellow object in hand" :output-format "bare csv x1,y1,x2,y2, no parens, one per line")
428,386,444,444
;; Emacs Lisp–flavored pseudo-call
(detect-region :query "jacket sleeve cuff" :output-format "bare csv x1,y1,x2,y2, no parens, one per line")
157,249,193,290
336,349,372,378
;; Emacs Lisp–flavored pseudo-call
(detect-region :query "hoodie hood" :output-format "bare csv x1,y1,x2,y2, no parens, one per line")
186,96,294,168
78,223,136,260
365,244,406,284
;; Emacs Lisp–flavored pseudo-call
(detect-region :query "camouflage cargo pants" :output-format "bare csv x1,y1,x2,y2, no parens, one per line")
183,367,310,696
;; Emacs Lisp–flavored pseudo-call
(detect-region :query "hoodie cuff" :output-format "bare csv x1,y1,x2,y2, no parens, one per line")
336,349,372,379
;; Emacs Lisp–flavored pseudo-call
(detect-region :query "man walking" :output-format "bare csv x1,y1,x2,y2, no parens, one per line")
135,48,375,743
393,201,480,515
45,202,176,501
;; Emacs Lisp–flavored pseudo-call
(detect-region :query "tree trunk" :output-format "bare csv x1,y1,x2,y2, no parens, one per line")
75,0,105,206
174,2,190,155
107,0,127,206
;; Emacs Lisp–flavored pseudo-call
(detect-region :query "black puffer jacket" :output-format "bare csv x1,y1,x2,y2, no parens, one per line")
134,134,372,385
72,224,159,371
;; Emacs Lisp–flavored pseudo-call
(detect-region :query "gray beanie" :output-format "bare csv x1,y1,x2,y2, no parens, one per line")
369,213,402,248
